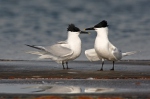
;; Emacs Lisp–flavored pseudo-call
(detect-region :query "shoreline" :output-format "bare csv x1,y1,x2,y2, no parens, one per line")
0,59,150,64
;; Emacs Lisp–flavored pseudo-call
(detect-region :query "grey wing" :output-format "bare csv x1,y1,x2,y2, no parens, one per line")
45,44,73,58
112,47,122,60
108,42,122,60
57,40,67,44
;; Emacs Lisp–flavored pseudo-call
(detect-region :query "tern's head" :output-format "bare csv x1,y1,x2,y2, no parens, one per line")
85,20,108,31
67,24,89,35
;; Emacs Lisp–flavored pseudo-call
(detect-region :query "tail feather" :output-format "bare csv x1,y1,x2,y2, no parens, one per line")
26,50,57,58
122,51,137,57
39,55,52,59
25,44,63,63
25,44,46,51
39,55,62,64
26,51,57,60
26,51,44,55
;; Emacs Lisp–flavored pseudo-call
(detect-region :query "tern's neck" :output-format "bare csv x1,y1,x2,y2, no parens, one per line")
67,31,79,40
67,31,81,54
67,31,81,44
96,27,109,39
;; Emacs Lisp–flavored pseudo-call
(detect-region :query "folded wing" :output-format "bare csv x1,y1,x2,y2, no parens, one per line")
26,43,73,63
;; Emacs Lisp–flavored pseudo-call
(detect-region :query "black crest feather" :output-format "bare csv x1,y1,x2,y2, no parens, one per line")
67,24,80,32
94,20,108,28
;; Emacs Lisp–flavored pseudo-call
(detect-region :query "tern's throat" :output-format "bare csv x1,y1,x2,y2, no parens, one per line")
67,31,81,57
67,31,81,47
96,27,109,39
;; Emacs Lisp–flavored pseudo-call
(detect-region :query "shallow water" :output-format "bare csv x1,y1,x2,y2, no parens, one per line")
0,0,150,60
0,79,149,94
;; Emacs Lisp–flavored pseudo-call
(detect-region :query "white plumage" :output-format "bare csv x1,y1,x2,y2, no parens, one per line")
26,24,89,69
85,20,137,70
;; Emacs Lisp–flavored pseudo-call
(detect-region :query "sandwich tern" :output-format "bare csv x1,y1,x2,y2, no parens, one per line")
26,24,89,69
85,20,137,71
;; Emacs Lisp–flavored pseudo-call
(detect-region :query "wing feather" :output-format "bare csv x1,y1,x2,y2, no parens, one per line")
26,44,73,58
85,49,100,61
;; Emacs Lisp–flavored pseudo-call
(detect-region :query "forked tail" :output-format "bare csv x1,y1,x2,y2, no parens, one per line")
25,44,52,58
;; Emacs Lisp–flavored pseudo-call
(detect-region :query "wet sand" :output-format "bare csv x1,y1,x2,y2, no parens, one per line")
0,67,150,79
0,60,150,99
0,60,150,79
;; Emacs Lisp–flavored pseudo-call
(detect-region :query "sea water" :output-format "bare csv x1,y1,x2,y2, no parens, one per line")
0,0,150,60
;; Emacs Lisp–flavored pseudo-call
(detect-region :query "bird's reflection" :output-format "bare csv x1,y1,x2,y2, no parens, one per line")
22,85,114,93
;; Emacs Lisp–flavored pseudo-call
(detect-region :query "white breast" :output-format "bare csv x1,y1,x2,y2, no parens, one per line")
94,27,115,60
95,37,110,59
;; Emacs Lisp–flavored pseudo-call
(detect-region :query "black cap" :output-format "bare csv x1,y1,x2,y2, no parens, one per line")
67,24,80,32
85,20,108,30
94,20,108,28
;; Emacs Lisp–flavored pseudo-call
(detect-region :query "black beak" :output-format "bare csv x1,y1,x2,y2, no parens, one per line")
80,31,89,34
85,27,95,30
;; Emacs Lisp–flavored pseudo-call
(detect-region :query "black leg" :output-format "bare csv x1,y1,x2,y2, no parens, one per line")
66,62,69,69
98,61,104,71
62,62,65,69
110,61,115,71
100,61,104,71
